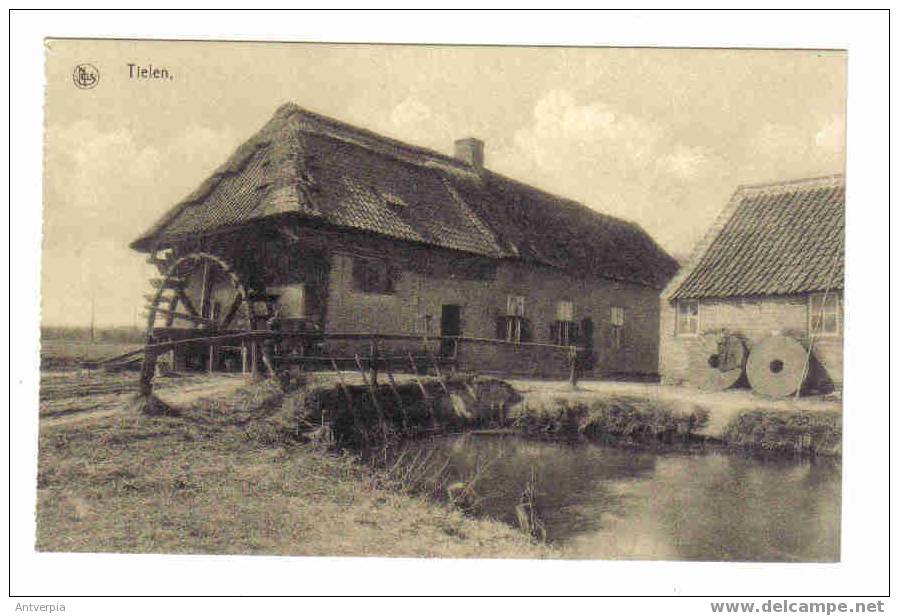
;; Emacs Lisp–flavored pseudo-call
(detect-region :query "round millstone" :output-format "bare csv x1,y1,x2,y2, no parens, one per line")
746,334,809,398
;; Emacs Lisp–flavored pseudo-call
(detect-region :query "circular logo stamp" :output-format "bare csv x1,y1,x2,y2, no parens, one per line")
73,63,100,89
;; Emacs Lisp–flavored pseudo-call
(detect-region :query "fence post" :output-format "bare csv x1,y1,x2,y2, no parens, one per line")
569,345,579,389
207,342,216,373
369,336,379,386
249,339,259,379
139,348,158,397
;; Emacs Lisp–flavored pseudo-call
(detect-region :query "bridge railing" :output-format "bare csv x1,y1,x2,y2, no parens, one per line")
136,329,587,394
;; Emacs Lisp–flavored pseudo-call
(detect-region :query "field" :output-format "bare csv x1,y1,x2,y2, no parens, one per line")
36,365,550,557
40,338,142,369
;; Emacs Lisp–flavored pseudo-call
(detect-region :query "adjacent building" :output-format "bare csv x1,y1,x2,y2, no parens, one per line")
659,175,845,388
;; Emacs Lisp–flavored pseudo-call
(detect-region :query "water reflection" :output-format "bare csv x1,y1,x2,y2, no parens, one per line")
403,434,841,562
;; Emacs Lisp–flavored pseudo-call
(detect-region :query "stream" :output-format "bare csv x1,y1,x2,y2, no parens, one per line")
400,433,841,561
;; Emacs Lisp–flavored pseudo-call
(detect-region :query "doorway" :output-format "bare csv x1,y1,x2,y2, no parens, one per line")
440,304,462,357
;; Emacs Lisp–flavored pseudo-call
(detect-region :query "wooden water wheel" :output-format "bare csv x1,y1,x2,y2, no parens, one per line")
138,251,278,396
688,332,747,391
746,334,808,398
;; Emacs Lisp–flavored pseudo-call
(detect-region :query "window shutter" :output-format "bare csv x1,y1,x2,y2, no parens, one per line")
386,262,398,293
351,259,367,292
580,317,594,349
495,316,507,340
521,318,533,343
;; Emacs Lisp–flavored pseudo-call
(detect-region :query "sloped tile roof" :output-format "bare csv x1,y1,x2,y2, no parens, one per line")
132,103,678,288
670,175,845,299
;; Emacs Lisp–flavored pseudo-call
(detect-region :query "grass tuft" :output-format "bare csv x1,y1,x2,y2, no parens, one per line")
721,409,842,456
510,396,710,445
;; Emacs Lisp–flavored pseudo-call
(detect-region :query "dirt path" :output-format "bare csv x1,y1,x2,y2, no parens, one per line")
40,370,249,427
508,378,842,438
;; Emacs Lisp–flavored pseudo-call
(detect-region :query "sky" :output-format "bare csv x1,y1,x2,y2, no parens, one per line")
43,40,846,327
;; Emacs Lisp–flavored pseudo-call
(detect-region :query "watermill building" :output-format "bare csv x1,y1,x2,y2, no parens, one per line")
131,103,678,377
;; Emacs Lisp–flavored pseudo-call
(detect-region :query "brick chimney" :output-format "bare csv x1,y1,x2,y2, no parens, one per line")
454,137,484,169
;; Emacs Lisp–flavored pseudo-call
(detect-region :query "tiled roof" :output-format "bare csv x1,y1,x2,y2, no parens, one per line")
669,175,845,299
132,103,678,288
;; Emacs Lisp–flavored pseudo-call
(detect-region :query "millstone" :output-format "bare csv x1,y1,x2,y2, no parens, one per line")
688,333,746,391
746,334,808,398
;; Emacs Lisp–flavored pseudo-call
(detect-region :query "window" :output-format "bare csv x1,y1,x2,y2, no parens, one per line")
610,306,625,349
676,300,699,336
506,317,524,344
351,257,395,294
556,300,574,322
809,293,841,336
507,295,526,317
552,300,577,345
497,295,530,344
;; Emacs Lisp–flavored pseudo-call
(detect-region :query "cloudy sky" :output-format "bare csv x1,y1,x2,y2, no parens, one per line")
43,40,846,327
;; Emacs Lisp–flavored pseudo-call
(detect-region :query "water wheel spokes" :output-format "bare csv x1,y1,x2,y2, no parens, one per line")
137,252,266,402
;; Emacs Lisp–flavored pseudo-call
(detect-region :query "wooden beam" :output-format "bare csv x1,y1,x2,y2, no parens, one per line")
146,255,174,269
164,288,180,327
176,288,199,317
198,261,211,319
330,356,354,410
143,292,174,304
145,306,214,326
407,353,434,416
356,353,387,437
150,277,185,290
385,364,408,427
220,294,244,330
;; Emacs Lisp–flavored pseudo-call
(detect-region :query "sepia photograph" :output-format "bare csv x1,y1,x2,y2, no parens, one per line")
9,8,891,604
37,38,847,562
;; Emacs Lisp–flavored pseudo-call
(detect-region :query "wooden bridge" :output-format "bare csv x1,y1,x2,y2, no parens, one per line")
84,329,586,399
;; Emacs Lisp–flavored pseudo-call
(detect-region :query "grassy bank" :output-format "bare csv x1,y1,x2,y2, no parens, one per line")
36,379,550,558
508,396,710,446
720,409,842,456
292,377,841,457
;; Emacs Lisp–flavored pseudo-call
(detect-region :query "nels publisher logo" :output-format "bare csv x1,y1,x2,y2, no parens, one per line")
73,63,99,89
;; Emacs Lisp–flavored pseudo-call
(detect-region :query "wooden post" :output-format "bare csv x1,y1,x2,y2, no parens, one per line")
139,348,158,398
261,336,277,378
427,348,450,396
330,356,354,409
241,342,248,374
198,260,210,323
408,352,434,417
369,337,379,386
249,340,259,379
569,346,579,390
356,353,387,428
385,364,408,427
